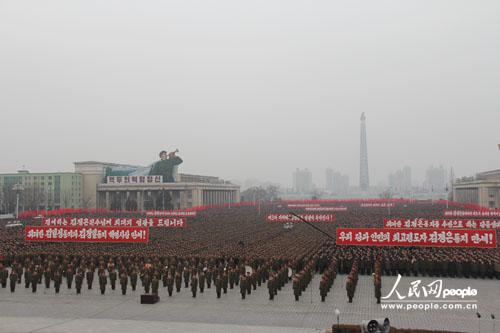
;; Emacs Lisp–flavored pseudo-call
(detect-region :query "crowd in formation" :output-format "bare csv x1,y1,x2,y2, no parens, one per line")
0,202,499,304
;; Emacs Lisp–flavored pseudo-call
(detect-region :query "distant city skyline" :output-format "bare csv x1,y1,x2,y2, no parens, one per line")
1,1,499,189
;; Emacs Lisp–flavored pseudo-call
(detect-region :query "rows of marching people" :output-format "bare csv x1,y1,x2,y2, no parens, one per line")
0,202,499,304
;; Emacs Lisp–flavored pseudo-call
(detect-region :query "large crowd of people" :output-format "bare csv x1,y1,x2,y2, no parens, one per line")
0,202,499,304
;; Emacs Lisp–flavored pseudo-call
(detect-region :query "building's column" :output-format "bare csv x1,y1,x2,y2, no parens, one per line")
105,191,110,210
137,191,142,211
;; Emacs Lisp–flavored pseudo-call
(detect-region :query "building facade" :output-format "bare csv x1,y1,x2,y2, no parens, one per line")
325,169,349,195
453,169,500,208
75,161,240,210
0,171,82,212
425,166,447,192
388,166,412,193
293,168,313,194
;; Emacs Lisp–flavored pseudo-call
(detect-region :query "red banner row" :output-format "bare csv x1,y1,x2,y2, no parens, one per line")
304,207,348,212
266,214,336,222
145,210,197,217
42,217,186,228
384,218,500,229
25,226,149,243
444,210,500,218
360,203,395,208
335,228,496,248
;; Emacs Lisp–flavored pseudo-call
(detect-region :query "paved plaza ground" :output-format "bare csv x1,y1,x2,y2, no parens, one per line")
0,273,498,333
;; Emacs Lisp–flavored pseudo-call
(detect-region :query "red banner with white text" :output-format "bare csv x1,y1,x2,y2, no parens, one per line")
304,206,348,212
266,214,335,222
336,228,496,248
384,218,500,229
25,226,149,243
42,217,186,228
444,210,500,218
145,210,197,217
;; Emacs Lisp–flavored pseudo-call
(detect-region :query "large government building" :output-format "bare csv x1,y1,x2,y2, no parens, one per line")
452,169,500,208
75,161,240,210
0,161,240,213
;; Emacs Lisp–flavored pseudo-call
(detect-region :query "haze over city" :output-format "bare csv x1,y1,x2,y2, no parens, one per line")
1,0,499,188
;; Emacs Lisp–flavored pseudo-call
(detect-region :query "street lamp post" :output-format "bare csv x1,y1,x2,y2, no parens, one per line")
12,183,24,219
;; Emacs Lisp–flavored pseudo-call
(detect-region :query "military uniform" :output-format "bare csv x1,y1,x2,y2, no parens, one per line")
75,272,83,294
0,265,8,288
183,268,190,288
99,273,107,295
54,271,62,294
120,273,128,295
240,275,247,299
44,268,51,289
293,276,300,301
175,272,182,292
166,274,174,296
109,269,117,290
31,270,39,293
151,276,159,295
130,270,138,291
199,272,205,293
66,267,74,289
190,275,198,298
10,271,17,293
267,276,275,300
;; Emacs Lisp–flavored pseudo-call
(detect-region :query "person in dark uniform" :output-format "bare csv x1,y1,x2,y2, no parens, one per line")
374,277,382,304
268,276,275,300
75,271,83,294
143,273,151,294
166,272,174,296
86,268,94,290
120,272,128,295
293,275,301,301
0,264,8,288
109,267,117,290
206,268,212,289
44,268,51,289
130,269,138,291
66,266,74,289
183,267,190,288
10,270,17,293
175,271,182,292
346,277,354,303
198,271,205,293
54,271,62,294
151,275,159,295
215,275,222,298
222,271,228,294
190,274,198,298
99,272,107,295
24,267,32,289
245,272,252,295
31,269,39,293
240,275,247,299
319,276,327,302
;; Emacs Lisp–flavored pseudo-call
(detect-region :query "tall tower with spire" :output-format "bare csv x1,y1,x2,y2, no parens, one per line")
359,112,369,191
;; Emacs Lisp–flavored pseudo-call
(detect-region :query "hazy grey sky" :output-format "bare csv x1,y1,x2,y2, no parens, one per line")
1,0,499,188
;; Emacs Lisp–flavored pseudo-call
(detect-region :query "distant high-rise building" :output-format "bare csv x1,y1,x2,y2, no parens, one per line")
388,166,412,193
425,166,447,192
293,168,313,194
326,169,349,194
359,113,369,191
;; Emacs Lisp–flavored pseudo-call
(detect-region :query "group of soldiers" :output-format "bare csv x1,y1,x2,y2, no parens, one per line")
345,260,359,303
373,259,382,304
0,202,499,306
319,259,337,302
